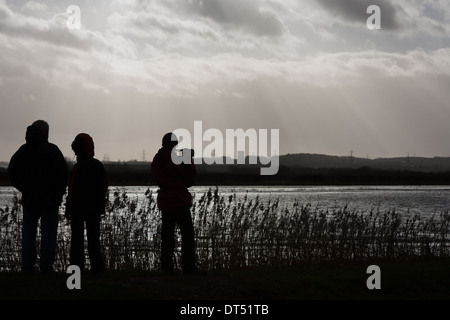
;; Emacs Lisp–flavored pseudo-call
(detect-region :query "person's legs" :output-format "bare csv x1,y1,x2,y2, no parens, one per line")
39,206,59,273
21,207,39,273
70,214,86,272
176,207,196,273
161,211,176,272
86,215,105,274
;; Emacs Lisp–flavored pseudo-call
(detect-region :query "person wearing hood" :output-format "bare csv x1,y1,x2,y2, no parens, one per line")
65,133,108,274
8,120,68,274
151,132,205,276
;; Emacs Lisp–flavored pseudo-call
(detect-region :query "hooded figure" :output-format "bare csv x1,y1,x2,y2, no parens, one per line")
9,120,68,210
66,133,107,274
8,120,68,274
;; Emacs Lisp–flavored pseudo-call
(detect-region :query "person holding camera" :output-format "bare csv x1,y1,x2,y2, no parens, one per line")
151,132,205,276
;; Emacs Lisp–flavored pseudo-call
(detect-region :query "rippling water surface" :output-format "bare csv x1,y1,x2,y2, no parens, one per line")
1,185,449,218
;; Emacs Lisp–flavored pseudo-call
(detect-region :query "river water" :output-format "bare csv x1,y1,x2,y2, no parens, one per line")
3,185,448,218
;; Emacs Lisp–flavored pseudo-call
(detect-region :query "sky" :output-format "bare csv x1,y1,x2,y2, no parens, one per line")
0,0,449,163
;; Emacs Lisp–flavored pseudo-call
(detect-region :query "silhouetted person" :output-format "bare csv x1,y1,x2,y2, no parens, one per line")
65,133,107,274
151,132,204,275
8,120,68,274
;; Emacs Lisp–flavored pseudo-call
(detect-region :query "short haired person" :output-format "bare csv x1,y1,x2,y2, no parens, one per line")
151,132,205,275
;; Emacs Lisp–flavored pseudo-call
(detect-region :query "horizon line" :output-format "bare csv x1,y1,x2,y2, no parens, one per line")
3,152,450,165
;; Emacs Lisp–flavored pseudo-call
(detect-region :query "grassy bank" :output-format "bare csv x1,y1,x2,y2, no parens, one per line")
2,187,449,316
1,259,450,301
1,187,450,273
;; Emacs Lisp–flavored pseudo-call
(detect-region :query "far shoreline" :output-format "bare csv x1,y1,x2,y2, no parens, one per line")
2,164,450,187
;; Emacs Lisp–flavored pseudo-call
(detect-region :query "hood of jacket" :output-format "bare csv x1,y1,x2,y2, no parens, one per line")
25,124,48,146
71,133,95,161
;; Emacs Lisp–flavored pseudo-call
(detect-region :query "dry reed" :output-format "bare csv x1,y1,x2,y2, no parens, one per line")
1,187,449,272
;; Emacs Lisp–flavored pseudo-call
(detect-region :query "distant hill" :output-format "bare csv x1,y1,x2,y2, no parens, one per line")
99,154,450,186
1,154,450,186
194,153,450,172
2,153,449,172
278,153,450,172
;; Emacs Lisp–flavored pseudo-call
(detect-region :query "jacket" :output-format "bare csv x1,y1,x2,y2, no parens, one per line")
151,147,196,211
8,125,68,209
66,134,108,218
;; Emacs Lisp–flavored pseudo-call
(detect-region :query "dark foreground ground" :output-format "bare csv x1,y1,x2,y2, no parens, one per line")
1,259,449,317
1,259,450,300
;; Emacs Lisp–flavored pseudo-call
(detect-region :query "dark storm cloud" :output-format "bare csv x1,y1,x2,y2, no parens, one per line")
179,0,285,37
315,0,400,30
